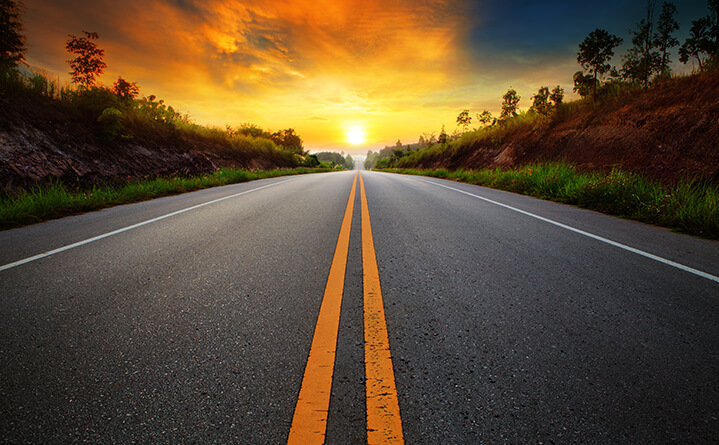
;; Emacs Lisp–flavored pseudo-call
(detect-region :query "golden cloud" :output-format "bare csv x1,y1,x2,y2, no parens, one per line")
23,0,578,152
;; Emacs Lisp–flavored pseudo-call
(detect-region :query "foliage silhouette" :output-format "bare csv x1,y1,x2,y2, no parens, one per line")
66,31,107,88
0,0,25,72
500,88,520,120
622,1,661,88
577,29,623,101
655,2,680,77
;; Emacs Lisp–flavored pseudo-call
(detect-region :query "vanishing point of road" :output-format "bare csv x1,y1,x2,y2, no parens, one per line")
1,170,717,443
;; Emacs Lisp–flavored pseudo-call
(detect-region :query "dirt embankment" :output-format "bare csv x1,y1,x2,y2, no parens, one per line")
410,73,719,184
0,97,295,194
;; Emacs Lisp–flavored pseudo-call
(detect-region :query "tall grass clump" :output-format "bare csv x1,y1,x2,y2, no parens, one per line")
382,163,719,239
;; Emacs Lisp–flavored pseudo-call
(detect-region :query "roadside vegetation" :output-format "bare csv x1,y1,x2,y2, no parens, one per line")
0,0,321,186
366,0,719,172
366,1,719,238
380,164,719,239
0,0,342,229
0,167,332,230
0,44,317,167
314,151,355,169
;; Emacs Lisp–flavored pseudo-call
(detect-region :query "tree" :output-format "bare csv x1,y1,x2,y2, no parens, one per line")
112,76,139,101
707,0,719,67
500,88,520,120
0,0,25,72
622,1,661,88
476,110,495,127
66,31,107,87
270,128,304,155
456,109,471,131
679,1,719,70
438,125,448,146
550,85,564,106
365,150,380,169
680,18,711,70
530,86,551,116
316,151,350,168
577,28,623,101
573,71,597,98
235,122,266,138
344,154,355,169
654,1,679,77
421,132,436,147
418,134,426,148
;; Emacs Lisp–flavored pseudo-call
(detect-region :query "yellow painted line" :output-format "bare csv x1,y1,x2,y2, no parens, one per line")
360,173,404,444
288,172,358,445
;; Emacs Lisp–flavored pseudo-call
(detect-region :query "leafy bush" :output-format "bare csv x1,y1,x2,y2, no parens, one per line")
97,107,124,139
69,86,121,120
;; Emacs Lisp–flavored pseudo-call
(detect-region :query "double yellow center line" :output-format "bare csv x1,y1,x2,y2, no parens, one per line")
288,172,404,444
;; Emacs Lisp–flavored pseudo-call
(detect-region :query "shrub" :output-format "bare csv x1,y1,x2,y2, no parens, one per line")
70,86,120,120
97,107,124,139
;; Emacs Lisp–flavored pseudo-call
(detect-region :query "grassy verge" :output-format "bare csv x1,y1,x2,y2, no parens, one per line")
379,163,719,239
0,167,333,230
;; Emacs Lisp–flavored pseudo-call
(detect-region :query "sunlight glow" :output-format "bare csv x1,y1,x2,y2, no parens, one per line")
347,127,365,145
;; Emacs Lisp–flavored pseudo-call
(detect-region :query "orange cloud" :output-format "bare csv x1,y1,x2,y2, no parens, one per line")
22,0,579,153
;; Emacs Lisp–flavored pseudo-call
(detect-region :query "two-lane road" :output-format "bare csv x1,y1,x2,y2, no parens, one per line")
1,170,717,443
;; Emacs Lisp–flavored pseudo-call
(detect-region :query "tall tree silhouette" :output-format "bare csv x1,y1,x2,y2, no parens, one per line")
654,2,679,77
550,85,564,106
500,88,520,120
0,0,25,71
66,31,107,87
622,1,661,88
530,86,551,116
679,0,719,70
113,76,139,102
456,109,471,131
577,29,623,102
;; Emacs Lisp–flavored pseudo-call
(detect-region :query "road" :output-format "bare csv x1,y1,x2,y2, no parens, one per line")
1,170,717,443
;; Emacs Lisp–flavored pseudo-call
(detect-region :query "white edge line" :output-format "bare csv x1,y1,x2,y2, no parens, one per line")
411,176,719,284
0,177,297,272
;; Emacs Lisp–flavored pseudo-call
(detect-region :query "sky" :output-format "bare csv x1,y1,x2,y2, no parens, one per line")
22,0,710,155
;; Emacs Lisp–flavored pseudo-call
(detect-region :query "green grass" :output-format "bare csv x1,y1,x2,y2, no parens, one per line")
379,163,719,239
1,67,312,168
0,167,332,230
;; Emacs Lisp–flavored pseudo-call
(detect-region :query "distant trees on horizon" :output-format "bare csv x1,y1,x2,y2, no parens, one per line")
315,151,354,169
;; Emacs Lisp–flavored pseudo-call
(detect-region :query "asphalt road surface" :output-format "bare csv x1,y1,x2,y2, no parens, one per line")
1,170,717,443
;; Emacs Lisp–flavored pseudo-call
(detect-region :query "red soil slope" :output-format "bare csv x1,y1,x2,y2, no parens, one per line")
412,73,719,184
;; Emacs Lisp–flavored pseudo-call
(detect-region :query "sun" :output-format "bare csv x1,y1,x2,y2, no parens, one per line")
347,127,365,145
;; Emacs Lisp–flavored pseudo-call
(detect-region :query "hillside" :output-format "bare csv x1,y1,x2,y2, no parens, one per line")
0,79,302,194
396,73,719,185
